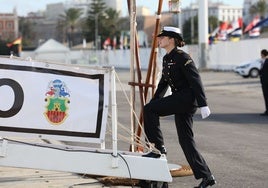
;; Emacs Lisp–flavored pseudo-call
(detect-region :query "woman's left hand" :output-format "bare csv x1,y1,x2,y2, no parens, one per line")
200,106,211,119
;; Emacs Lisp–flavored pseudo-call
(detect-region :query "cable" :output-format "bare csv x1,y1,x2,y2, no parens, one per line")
112,153,134,188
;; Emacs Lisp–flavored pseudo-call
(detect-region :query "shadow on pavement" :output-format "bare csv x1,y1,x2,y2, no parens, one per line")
194,113,268,124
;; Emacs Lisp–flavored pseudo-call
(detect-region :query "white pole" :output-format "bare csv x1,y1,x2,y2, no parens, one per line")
129,0,136,152
198,0,209,69
111,67,118,168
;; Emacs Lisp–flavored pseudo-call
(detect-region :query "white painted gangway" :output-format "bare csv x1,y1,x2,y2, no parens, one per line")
0,56,172,183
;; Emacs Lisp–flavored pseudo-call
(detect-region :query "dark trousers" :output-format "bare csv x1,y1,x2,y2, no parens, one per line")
143,91,211,179
261,79,268,112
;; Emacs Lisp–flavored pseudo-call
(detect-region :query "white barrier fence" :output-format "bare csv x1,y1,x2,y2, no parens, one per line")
21,38,268,71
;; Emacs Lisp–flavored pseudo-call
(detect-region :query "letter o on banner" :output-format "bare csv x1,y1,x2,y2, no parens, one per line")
0,78,24,118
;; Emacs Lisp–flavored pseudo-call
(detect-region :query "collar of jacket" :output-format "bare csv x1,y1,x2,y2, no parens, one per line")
165,47,178,59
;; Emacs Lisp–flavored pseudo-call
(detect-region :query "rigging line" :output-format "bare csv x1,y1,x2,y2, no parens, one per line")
114,71,159,153
114,72,146,140
107,130,150,152
107,114,134,135
107,114,150,150
105,119,150,151
108,113,146,145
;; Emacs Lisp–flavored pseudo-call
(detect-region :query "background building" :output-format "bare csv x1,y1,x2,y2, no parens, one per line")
0,8,19,40
182,2,243,24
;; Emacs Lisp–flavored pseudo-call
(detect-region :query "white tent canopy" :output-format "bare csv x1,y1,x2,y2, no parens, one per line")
34,39,70,63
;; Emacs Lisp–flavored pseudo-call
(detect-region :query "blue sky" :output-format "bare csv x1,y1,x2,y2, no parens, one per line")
0,0,244,16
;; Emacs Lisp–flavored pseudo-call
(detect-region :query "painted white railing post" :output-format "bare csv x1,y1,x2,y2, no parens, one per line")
111,67,118,168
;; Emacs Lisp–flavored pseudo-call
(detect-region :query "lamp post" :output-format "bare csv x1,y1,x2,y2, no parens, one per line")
169,0,182,38
198,0,209,69
168,0,181,13
95,13,99,50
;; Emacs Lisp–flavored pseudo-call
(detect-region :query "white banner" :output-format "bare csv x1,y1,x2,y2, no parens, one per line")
0,57,110,143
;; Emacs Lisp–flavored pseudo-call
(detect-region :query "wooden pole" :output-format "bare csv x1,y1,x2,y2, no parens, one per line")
134,0,164,150
144,0,163,100
127,0,146,152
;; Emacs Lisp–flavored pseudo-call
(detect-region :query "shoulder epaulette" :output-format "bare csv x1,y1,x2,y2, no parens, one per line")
184,59,193,66
176,49,183,54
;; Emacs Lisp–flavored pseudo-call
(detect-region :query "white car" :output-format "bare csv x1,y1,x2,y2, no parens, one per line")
234,59,262,78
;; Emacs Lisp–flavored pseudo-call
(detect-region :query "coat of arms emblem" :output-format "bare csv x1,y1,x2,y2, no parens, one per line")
44,79,70,125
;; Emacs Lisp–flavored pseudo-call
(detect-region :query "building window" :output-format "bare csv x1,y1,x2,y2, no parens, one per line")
6,21,14,30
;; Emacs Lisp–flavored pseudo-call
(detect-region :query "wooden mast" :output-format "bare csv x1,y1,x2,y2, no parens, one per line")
133,0,164,151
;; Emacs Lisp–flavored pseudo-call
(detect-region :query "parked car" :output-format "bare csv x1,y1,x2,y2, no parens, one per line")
234,59,262,78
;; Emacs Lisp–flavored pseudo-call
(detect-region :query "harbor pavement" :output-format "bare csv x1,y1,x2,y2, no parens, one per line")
0,69,267,187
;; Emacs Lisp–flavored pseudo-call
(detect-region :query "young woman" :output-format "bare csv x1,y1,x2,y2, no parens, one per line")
143,26,216,188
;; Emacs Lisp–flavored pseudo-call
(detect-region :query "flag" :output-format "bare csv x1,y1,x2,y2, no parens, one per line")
119,35,123,49
231,29,243,36
83,38,86,48
244,16,260,33
123,35,128,49
6,37,22,57
228,17,243,35
6,36,22,48
113,36,117,49
217,21,229,40
251,16,268,30
249,27,260,38
210,26,219,37
103,37,111,49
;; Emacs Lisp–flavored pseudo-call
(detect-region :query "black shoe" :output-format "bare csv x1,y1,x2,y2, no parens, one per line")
158,145,167,155
142,145,167,158
142,151,161,158
194,175,216,188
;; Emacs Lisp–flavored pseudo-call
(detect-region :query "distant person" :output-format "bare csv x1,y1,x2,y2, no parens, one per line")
142,26,216,188
260,49,268,116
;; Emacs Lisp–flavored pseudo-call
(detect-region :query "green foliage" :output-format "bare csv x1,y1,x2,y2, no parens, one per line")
83,0,108,44
182,16,198,44
82,0,121,49
18,17,36,47
58,8,83,47
249,0,268,18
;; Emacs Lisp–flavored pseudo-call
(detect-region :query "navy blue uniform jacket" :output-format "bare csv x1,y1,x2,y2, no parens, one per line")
153,48,208,108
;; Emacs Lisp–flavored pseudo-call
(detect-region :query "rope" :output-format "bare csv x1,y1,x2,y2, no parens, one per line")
107,115,150,151
114,71,159,153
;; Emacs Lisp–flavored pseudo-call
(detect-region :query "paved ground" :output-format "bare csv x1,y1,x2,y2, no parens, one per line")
0,69,268,187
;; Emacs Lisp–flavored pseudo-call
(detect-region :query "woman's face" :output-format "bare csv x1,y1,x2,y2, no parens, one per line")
158,36,173,49
261,53,268,60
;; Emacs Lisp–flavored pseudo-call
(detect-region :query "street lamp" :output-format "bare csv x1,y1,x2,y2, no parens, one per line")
168,0,181,13
169,0,182,35
94,12,108,51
